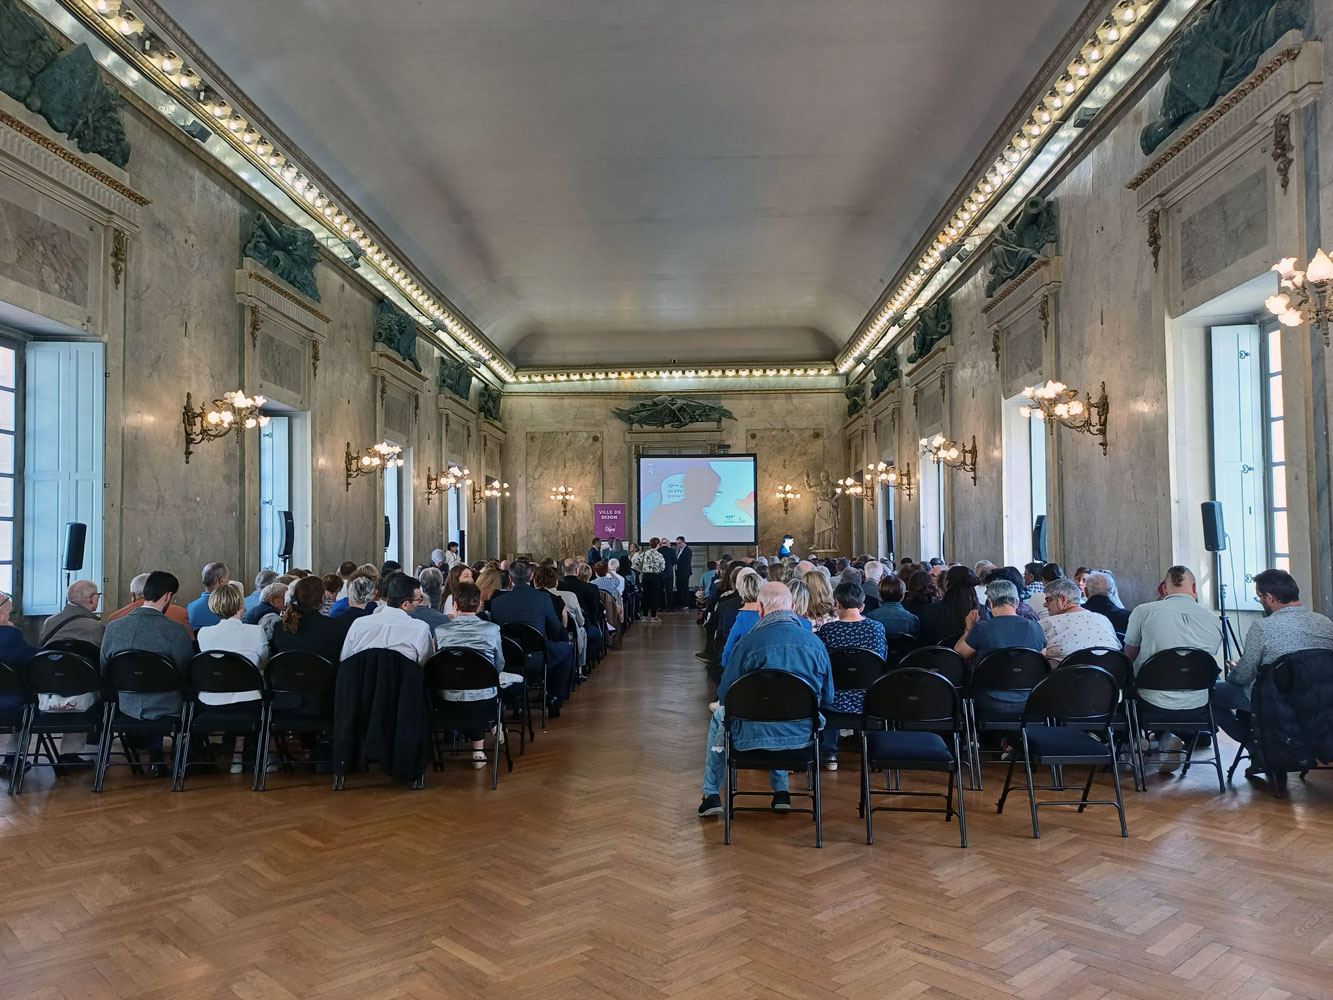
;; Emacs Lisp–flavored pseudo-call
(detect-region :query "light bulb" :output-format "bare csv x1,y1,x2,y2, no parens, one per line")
206,411,220,425
1266,293,1291,314
1308,248,1333,283
1033,409,1046,420
1279,309,1304,327
244,417,257,429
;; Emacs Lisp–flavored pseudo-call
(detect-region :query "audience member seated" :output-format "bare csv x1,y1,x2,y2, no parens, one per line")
592,561,620,614
861,560,885,607
489,560,575,717
271,576,351,663
1039,578,1119,666
411,579,452,631
559,557,605,652
1081,571,1129,632
918,566,986,643
1213,569,1333,744
1024,562,1047,604
243,581,286,626
187,562,231,630
196,582,268,687
337,575,378,625
108,572,194,637
902,569,941,621
246,570,279,613
538,565,585,670
335,560,358,600
340,574,434,665
867,574,918,636
817,581,888,659
0,591,42,773
477,566,504,608
441,564,473,617
420,567,445,612
802,569,838,629
320,574,342,614
697,582,834,817
329,564,379,618
720,569,763,669
432,582,517,768
955,579,1046,663
1122,565,1220,711
40,580,105,647
985,566,1038,622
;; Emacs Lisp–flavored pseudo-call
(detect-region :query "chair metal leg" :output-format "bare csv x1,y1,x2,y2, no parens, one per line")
862,733,873,844
92,704,113,793
10,707,31,794
1077,765,1096,812
996,756,1016,814
1021,731,1040,839
1226,741,1248,785
1207,708,1225,792
954,733,968,848
812,749,823,849
1108,727,1128,837
723,760,734,846
172,706,192,792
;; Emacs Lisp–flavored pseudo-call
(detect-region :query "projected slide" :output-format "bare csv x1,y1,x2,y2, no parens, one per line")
637,454,757,545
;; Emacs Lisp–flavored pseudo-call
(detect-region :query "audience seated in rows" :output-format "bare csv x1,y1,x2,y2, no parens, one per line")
187,562,230,630
108,572,194,637
341,574,433,665
867,574,917,636
492,560,574,716
243,581,286,625
720,569,763,669
1083,571,1129,633
1039,578,1119,667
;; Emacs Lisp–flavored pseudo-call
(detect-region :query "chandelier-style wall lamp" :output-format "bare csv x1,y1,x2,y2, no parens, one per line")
182,390,268,463
1268,252,1333,345
425,463,470,505
549,484,575,516
774,482,801,515
1020,379,1110,455
835,475,869,505
867,460,915,501
921,434,978,486
345,440,402,491
474,479,511,509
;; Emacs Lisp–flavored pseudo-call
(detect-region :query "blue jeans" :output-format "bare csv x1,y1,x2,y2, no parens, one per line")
1210,679,1252,743
701,707,790,795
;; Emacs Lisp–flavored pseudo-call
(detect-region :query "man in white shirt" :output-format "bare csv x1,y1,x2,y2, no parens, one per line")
1040,578,1119,666
341,574,434,664
1122,565,1221,710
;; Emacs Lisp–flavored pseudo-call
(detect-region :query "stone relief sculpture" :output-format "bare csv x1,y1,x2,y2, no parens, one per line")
844,381,867,418
373,299,422,372
0,2,130,167
804,470,842,552
906,296,953,364
244,212,321,302
870,352,901,401
438,356,474,402
985,197,1058,298
1140,0,1309,155
612,395,736,429
478,384,503,422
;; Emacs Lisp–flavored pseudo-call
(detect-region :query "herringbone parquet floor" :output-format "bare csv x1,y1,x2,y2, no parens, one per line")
3,617,1332,999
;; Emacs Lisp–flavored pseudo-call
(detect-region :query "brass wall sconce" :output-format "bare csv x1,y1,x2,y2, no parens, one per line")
867,460,915,501
182,390,268,463
549,484,575,516
921,433,978,486
835,475,870,506
1270,251,1333,345
425,464,470,505
774,482,801,515
473,479,510,509
345,440,402,492
1020,379,1109,455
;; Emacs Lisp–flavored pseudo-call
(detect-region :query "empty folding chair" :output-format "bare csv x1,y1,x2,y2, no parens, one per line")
1132,647,1224,792
500,637,532,750
423,648,512,789
12,651,105,793
1058,646,1142,789
260,651,337,790
177,651,267,791
97,651,187,792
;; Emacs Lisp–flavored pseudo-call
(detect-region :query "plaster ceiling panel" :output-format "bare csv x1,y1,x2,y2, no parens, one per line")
155,0,1085,365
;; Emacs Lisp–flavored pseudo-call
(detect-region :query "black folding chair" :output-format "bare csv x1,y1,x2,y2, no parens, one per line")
423,648,512,789
97,651,187,792
860,668,968,847
1132,647,1224,792
501,637,533,750
260,651,337,790
825,648,887,759
500,623,548,728
997,665,1128,838
42,638,103,661
938,632,965,651
884,632,927,669
966,647,1050,788
895,646,973,787
722,669,823,847
12,651,105,793
1058,647,1142,790
0,662,30,794
178,651,267,791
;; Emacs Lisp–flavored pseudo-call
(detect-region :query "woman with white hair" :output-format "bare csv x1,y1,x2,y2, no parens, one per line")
719,568,763,669
1082,570,1130,633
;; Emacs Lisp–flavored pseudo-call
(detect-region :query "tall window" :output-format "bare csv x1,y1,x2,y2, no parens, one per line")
1265,325,1289,571
0,342,17,596
448,479,465,561
384,449,402,565
1002,394,1048,566
485,476,500,559
259,415,291,572
919,451,944,561
880,459,896,561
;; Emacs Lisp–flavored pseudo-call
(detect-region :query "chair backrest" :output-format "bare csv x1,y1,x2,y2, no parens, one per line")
862,667,961,730
970,647,1050,692
105,650,182,695
26,650,102,700
424,647,500,696
500,622,546,655
1023,664,1120,725
723,669,819,725
186,650,264,695
501,636,526,673
266,651,337,694
43,637,103,660
937,631,964,651
1058,646,1133,688
883,632,926,667
601,590,621,629
896,646,966,688
1270,647,1333,692
828,647,887,692
1136,647,1220,693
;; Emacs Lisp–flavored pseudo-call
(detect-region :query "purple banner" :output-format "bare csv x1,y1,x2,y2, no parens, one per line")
593,503,627,541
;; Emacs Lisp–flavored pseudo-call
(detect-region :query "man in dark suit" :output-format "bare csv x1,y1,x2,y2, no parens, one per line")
674,536,693,611
559,557,605,656
491,560,575,716
659,538,678,610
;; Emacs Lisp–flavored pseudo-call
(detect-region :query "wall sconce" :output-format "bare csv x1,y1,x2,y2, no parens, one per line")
835,475,872,507
549,484,575,516
1269,251,1333,345
1020,379,1109,455
425,464,470,505
182,390,268,463
345,440,402,492
867,460,915,501
920,433,978,486
473,479,510,509
774,482,801,515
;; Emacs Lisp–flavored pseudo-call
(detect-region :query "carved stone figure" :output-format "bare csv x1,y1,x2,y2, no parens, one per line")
612,395,736,429
0,0,59,103
373,300,422,372
845,381,867,418
1141,0,1309,155
906,297,953,364
478,384,503,422
804,470,841,552
985,197,1058,297
438,356,474,402
244,212,321,302
870,352,901,401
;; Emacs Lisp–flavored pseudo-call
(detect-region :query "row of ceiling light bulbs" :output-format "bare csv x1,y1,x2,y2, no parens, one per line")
79,1,509,380
841,0,1158,372
516,365,835,383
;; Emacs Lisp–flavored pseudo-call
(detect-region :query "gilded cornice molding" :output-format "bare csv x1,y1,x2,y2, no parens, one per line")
0,106,148,211
235,262,332,328
980,257,1052,315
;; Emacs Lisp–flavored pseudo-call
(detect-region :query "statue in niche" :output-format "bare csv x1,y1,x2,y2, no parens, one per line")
612,395,735,429
0,0,59,103
804,470,842,552
373,299,422,372
478,384,502,422
906,297,953,364
438,356,474,402
1141,0,1309,155
244,212,321,302
870,352,901,401
844,381,867,418
985,197,1058,298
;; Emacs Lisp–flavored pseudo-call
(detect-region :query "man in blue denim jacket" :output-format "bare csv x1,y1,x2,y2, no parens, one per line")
698,582,835,815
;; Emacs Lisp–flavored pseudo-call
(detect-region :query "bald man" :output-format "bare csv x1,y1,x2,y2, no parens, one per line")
40,580,105,648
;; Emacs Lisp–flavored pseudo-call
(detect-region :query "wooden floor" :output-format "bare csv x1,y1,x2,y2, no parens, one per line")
3,617,1333,1000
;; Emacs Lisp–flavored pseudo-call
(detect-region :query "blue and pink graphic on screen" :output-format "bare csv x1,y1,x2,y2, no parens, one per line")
638,455,756,544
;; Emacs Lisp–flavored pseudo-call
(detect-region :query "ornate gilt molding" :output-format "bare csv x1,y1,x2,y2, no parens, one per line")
912,387,920,418
992,330,1001,370
1039,296,1051,341
1272,112,1293,193
248,304,261,348
0,108,148,208
980,257,1050,315
379,375,387,406
311,340,320,380
110,228,125,288
1147,209,1161,272
938,371,947,403
245,269,331,325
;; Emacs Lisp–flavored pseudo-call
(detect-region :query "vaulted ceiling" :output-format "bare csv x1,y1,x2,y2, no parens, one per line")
156,0,1087,367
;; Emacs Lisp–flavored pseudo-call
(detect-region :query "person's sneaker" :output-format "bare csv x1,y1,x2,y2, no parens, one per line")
822,755,838,772
771,791,792,810
650,616,662,623
694,651,710,661
1159,734,1185,774
471,750,488,770
697,793,724,817
547,698,561,719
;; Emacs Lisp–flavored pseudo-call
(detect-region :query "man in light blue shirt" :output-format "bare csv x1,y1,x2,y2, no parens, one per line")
187,561,229,630
244,569,278,614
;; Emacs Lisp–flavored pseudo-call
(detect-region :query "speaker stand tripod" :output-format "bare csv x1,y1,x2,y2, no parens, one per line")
1213,550,1244,665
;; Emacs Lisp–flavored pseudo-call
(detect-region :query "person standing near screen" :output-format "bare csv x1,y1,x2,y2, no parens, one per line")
659,537,678,611
779,535,794,558
675,536,693,611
